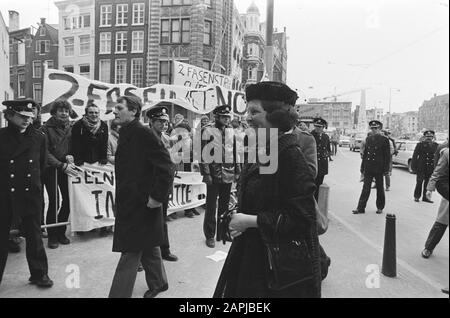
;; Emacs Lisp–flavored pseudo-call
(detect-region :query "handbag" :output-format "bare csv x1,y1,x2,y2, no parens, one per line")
265,214,315,291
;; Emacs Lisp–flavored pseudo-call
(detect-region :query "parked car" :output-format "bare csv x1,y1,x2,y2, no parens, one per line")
350,133,367,152
339,136,351,147
392,140,419,174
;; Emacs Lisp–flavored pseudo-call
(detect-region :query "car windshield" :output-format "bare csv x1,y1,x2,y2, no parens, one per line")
406,143,418,151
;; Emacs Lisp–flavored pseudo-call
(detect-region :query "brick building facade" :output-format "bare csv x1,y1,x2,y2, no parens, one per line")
419,94,449,132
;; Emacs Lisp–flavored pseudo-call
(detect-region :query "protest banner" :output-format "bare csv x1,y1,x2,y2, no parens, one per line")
173,61,233,90
42,68,248,121
69,163,207,232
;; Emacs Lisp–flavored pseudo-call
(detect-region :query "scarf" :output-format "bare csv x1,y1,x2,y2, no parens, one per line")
82,116,101,135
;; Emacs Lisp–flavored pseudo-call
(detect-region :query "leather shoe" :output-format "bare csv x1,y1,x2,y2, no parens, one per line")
58,235,71,245
422,198,434,204
442,287,449,295
414,198,420,202
422,249,433,259
376,209,383,214
184,210,195,218
143,284,168,298
352,209,365,215
193,209,201,216
48,238,59,249
162,252,178,262
29,274,54,288
206,238,215,248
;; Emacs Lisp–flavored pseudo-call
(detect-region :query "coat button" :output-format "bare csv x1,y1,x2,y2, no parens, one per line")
10,174,14,178
27,174,31,178
11,188,15,192
10,160,14,164
25,188,30,192
29,160,33,163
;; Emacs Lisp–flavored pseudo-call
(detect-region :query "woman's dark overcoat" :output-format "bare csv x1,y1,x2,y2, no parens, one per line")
214,134,322,298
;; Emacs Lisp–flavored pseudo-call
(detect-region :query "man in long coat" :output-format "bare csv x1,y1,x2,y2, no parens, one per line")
108,96,174,298
0,99,53,288
311,118,331,202
412,130,439,203
353,120,391,215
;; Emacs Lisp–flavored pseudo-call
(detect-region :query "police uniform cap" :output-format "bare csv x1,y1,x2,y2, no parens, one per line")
213,105,232,117
147,106,170,121
245,81,299,106
2,99,37,117
369,120,383,129
313,118,328,128
423,130,435,137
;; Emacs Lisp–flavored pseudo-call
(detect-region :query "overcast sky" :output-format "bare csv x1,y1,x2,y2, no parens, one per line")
1,0,449,113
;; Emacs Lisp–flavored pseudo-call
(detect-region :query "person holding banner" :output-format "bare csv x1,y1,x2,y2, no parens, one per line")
0,99,53,288
201,105,241,249
109,96,174,299
41,100,78,249
147,106,178,263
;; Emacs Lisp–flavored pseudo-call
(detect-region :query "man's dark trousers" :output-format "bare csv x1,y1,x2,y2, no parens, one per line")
425,222,448,252
204,183,232,241
160,201,171,256
315,175,325,202
357,173,385,211
414,174,431,200
0,200,48,284
108,247,168,298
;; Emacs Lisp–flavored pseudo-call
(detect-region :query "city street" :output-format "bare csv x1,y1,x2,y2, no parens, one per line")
0,147,448,298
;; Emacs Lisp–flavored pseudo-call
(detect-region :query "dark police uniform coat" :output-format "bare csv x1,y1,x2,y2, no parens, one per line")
412,141,439,178
0,125,47,224
112,119,174,253
311,131,331,176
360,133,391,175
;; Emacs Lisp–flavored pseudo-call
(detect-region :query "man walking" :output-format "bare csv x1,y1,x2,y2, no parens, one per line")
0,99,53,288
147,106,178,262
311,118,332,202
412,130,439,203
200,105,240,249
353,120,391,215
109,96,174,298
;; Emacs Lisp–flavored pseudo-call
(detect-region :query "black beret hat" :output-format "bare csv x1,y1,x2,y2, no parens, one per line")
245,81,299,106
213,105,232,117
2,99,37,117
147,106,170,121
313,117,328,128
369,120,383,129
423,130,436,137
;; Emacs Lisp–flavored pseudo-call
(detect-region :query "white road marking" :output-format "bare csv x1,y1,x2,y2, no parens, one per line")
329,210,445,290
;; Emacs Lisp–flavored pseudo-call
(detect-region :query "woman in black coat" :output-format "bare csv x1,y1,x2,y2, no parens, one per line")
214,82,321,298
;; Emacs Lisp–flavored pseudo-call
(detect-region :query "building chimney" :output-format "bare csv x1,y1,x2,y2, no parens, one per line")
9,10,20,32
40,18,46,25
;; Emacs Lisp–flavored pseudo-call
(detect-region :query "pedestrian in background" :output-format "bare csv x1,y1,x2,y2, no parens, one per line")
331,132,340,157
41,100,78,249
0,99,53,288
214,82,321,298
412,130,439,203
109,96,174,298
382,130,396,192
353,120,391,215
107,120,121,165
311,118,331,202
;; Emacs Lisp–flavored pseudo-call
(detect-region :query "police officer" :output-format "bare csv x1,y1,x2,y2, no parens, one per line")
412,130,439,203
147,106,178,262
0,99,53,288
311,118,332,202
200,105,240,249
353,120,391,215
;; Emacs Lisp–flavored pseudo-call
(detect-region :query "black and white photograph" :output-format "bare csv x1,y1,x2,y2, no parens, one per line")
0,0,448,303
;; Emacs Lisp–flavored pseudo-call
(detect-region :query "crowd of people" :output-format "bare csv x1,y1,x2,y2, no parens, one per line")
0,79,448,297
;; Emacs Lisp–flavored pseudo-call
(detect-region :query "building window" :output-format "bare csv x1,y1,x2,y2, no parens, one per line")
116,32,128,53
18,73,25,97
82,14,91,28
131,58,144,87
161,18,190,44
33,61,42,78
204,0,211,7
40,27,46,36
99,59,111,83
63,65,74,73
36,40,50,54
116,4,128,26
100,5,112,27
159,61,173,84
162,0,192,5
45,60,54,69
115,59,127,84
204,20,212,45
79,64,90,78
203,60,211,71
80,35,90,56
63,17,71,30
33,83,42,102
132,3,145,25
132,31,144,53
99,32,111,54
64,37,74,57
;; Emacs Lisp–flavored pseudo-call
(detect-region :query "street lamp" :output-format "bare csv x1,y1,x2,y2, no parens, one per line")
388,88,401,129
